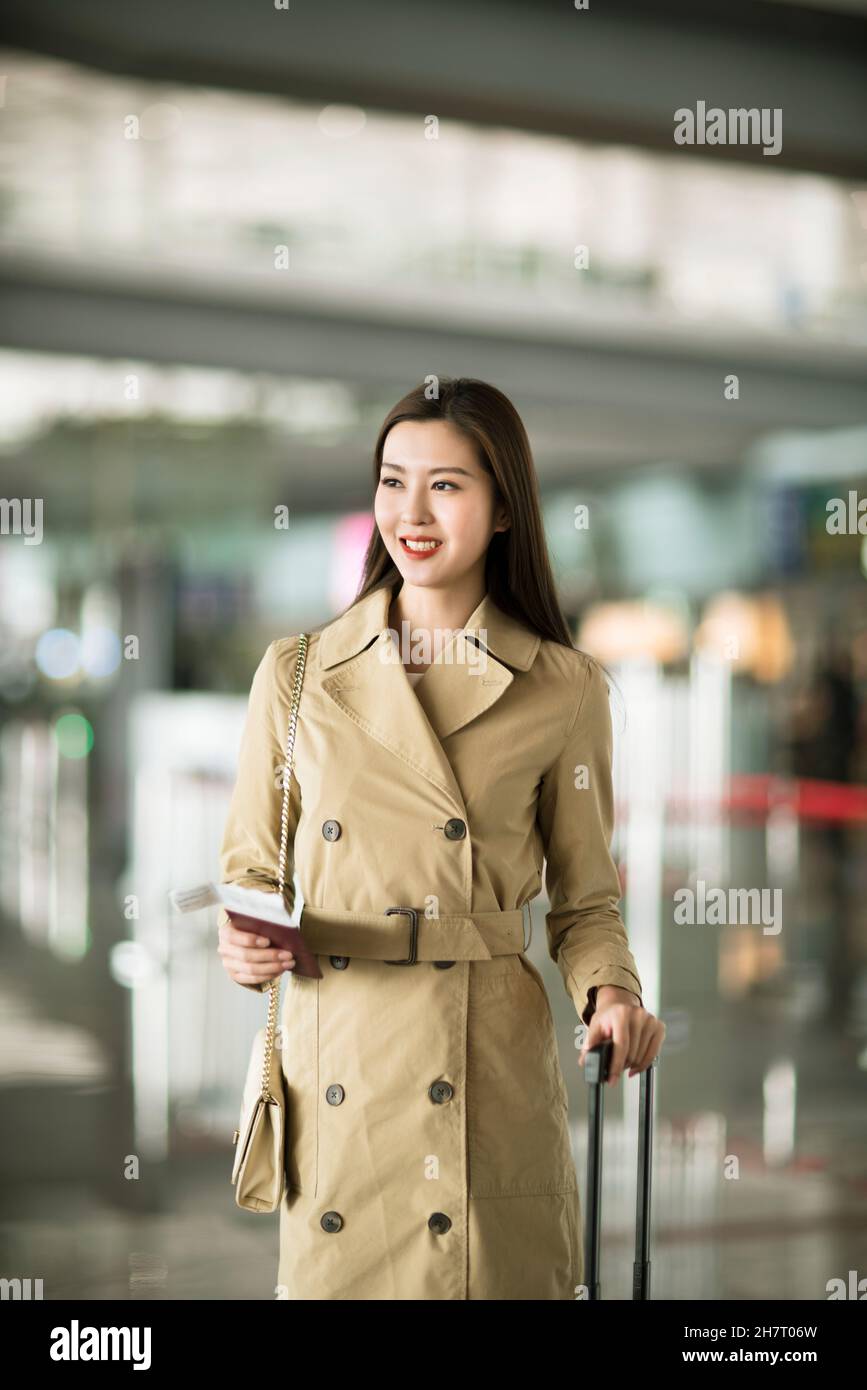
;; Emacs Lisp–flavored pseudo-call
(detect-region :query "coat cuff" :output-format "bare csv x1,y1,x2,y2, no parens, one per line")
568,962,644,1027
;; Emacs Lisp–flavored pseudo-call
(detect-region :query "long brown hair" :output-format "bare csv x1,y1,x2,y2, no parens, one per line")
316,376,619,701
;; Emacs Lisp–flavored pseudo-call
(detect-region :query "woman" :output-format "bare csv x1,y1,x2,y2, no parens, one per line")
217,377,665,1300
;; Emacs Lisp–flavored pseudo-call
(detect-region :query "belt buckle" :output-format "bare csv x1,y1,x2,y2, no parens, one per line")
384,906,419,965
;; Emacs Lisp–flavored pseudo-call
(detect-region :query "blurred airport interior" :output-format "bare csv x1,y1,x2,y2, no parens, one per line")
0,0,866,1300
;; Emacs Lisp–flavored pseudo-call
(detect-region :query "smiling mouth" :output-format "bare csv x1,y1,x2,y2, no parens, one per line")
399,537,444,554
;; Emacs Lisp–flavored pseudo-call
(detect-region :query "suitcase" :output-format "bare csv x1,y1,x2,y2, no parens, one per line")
582,1039,658,1300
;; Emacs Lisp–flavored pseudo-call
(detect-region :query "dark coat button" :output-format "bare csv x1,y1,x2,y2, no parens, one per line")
443,818,466,840
321,1211,343,1232
330,955,350,969
428,1212,451,1234
433,960,455,969
326,1084,345,1105
322,820,341,841
429,1081,453,1104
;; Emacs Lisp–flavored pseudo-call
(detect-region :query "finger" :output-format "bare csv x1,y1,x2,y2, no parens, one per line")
628,1022,665,1076
579,1002,622,1064
578,1016,604,1066
218,941,294,965
628,1020,665,1074
231,969,281,986
219,953,293,978
606,1008,636,1084
221,924,273,948
227,967,292,987
626,1029,653,1075
585,1009,623,1081
222,951,295,977
623,1017,652,1073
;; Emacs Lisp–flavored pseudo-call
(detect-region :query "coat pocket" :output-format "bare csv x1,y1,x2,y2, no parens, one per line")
516,954,571,1112
277,971,319,1196
467,956,576,1198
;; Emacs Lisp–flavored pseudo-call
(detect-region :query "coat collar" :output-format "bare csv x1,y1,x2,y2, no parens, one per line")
316,579,542,812
318,579,540,673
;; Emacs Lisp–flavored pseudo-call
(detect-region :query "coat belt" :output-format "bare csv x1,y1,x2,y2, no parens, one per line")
298,905,528,961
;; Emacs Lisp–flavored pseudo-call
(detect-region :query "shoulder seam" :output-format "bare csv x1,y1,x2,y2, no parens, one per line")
538,651,593,782
261,641,283,752
563,650,595,741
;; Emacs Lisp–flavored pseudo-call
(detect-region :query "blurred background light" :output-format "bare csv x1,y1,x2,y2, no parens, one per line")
35,628,80,680
578,599,690,664
80,626,122,678
53,712,94,758
695,592,796,682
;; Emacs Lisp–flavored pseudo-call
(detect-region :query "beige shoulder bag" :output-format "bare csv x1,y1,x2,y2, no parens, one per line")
231,633,309,1213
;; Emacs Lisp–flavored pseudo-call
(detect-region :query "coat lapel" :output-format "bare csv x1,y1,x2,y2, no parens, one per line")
319,580,541,806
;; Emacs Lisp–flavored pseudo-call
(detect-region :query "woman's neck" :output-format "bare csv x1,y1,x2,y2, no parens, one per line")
388,577,486,638
388,576,487,672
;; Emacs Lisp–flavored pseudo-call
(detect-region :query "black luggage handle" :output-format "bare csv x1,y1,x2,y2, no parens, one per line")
582,1039,658,1301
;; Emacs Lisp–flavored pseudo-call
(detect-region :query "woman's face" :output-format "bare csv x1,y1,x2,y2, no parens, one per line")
374,419,509,589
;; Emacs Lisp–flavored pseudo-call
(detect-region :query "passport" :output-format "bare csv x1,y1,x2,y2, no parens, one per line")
168,881,323,979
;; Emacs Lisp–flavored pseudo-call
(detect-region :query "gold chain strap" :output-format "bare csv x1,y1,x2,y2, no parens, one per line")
260,633,309,1102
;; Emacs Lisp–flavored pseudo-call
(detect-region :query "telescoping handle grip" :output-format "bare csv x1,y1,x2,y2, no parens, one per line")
582,1039,658,1301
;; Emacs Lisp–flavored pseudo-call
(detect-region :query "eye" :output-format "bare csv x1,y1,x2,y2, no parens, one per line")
379,477,460,490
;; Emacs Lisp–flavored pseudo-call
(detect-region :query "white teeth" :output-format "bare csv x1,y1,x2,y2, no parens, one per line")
402,539,442,551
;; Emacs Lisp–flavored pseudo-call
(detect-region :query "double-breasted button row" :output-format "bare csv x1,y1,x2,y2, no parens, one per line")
330,955,458,969
325,1080,449,1105
320,1211,451,1235
325,817,466,840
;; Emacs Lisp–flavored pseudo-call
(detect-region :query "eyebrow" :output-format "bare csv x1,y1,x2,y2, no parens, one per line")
380,462,476,478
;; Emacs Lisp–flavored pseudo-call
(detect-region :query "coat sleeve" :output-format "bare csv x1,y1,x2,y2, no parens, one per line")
536,654,643,1027
217,638,302,993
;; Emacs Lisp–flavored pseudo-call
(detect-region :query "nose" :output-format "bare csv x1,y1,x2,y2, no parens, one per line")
400,494,434,525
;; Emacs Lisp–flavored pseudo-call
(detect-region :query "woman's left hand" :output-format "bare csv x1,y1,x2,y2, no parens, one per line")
578,985,666,1084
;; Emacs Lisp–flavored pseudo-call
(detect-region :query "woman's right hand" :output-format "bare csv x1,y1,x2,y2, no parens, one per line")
217,918,296,987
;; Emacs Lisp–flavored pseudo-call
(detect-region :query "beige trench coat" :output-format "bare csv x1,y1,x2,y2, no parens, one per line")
218,579,643,1300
